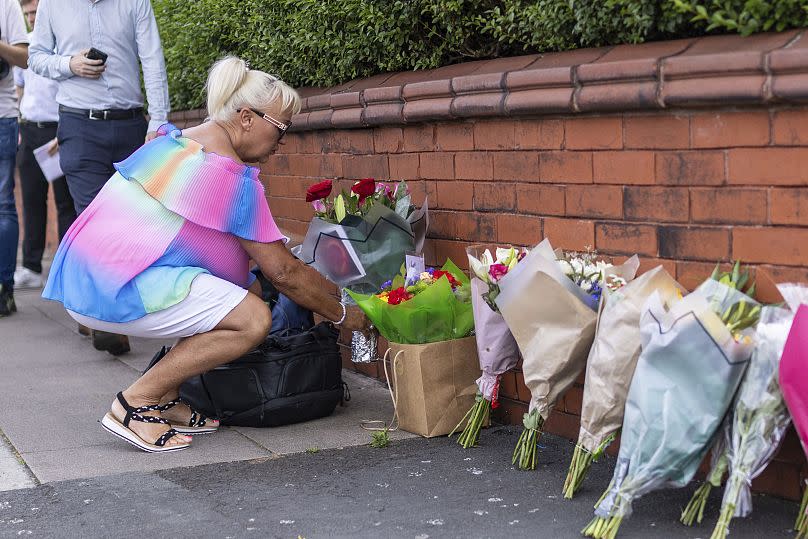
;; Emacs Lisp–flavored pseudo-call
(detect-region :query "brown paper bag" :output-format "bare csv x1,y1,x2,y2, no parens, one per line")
388,337,481,437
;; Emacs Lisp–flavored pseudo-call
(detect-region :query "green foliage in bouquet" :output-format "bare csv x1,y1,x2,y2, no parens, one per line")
306,178,415,225
710,260,760,334
347,259,473,345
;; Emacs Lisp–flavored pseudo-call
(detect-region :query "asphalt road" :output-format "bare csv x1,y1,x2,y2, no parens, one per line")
0,427,798,539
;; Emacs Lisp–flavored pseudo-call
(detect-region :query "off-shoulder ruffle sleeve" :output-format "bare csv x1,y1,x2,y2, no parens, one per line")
113,123,284,243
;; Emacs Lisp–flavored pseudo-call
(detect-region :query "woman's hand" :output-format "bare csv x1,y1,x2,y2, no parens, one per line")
340,304,369,332
240,238,370,332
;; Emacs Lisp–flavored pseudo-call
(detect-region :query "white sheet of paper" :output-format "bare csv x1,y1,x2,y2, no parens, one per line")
32,141,63,183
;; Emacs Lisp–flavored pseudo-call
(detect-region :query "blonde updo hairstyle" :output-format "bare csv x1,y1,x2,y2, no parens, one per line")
206,56,301,124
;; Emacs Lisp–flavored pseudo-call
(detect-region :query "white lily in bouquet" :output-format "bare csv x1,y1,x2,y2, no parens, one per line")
583,269,760,539
467,245,527,312
494,239,639,470
451,245,526,448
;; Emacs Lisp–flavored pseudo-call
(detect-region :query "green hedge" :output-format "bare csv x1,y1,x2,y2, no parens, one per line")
153,0,808,111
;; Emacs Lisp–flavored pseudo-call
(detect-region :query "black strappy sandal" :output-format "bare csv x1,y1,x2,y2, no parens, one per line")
161,398,220,435
100,392,191,453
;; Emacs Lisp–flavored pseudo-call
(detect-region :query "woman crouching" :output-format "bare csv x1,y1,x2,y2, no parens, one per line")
42,56,367,452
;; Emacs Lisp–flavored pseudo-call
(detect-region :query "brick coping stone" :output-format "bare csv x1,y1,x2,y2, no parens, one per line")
172,30,807,129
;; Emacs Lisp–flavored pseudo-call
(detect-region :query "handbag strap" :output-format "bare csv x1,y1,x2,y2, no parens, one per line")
360,347,401,432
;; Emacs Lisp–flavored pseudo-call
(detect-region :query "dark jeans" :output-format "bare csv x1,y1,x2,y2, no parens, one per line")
0,118,19,287
18,122,76,274
57,112,147,214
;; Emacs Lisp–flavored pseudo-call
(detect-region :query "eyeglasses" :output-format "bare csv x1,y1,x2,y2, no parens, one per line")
238,108,290,139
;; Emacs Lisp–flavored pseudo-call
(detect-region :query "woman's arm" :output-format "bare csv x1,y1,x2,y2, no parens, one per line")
239,238,366,331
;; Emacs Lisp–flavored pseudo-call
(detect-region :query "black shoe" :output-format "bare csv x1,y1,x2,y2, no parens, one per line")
0,283,15,317
91,330,131,355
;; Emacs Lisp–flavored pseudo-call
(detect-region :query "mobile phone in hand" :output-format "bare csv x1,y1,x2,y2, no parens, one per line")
86,47,108,64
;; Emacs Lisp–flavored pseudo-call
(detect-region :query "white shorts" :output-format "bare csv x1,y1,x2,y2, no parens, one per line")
68,273,249,339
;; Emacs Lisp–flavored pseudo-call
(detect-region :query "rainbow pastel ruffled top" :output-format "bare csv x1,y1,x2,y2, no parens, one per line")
42,123,285,323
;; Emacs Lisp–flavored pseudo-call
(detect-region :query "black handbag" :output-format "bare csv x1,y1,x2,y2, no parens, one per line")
147,321,348,427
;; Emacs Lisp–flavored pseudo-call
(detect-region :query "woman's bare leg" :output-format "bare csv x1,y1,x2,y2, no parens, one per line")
110,292,271,446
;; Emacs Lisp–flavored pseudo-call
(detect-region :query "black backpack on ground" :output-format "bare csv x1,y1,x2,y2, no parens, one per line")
146,321,348,428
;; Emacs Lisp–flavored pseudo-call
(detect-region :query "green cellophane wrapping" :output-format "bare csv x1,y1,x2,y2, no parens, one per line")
347,260,473,344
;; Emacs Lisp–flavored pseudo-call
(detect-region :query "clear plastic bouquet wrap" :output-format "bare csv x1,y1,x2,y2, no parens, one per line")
346,259,472,345
563,266,682,498
778,285,808,538
293,178,428,297
584,278,758,539
708,303,797,539
450,246,525,448
495,239,638,470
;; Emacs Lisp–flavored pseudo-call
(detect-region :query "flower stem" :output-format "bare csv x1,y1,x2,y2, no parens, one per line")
680,482,712,526
563,444,594,499
796,486,808,538
451,398,491,449
511,415,543,471
582,516,623,539
710,501,735,539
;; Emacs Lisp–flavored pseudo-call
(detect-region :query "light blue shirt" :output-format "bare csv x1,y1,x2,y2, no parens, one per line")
28,0,169,133
15,34,59,122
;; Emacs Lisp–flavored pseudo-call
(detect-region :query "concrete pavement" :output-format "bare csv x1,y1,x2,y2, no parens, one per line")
0,288,413,486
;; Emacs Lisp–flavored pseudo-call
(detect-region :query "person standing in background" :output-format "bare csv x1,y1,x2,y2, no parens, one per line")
0,0,30,317
28,0,170,353
13,0,76,291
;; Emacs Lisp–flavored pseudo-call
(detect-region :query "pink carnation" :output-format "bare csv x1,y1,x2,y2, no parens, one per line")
488,263,509,282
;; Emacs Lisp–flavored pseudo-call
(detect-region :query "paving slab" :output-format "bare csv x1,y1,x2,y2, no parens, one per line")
0,290,413,485
234,370,416,455
19,429,270,484
0,436,35,492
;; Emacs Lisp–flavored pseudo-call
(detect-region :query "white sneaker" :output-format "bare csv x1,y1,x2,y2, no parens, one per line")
13,267,44,289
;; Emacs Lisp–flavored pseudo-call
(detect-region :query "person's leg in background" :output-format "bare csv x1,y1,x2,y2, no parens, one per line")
57,112,129,351
16,123,76,287
15,123,52,287
0,117,19,316
57,112,117,214
51,173,76,241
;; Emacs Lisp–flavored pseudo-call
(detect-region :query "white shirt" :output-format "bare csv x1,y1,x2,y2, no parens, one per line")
28,0,169,132
0,0,28,118
14,34,59,123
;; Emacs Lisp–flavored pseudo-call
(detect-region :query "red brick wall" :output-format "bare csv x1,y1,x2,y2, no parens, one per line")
167,31,808,500
254,108,808,501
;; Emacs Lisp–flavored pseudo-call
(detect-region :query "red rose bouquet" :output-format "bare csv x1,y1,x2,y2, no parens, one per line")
293,178,429,299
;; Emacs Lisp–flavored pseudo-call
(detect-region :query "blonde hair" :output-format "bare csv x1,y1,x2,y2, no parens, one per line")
206,56,301,123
